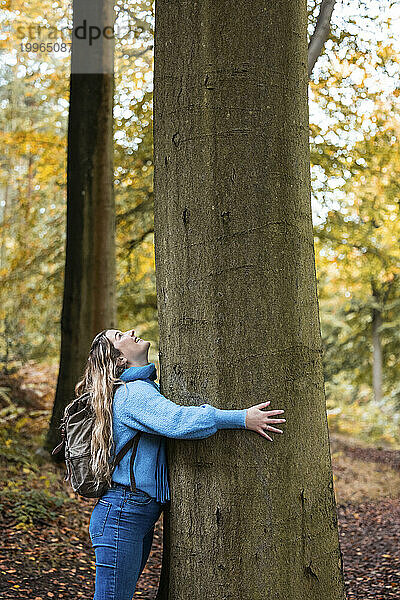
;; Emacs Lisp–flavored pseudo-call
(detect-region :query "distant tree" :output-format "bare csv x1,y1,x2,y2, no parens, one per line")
45,0,116,455
315,111,400,404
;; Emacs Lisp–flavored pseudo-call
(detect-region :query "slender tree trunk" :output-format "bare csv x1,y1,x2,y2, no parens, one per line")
45,0,116,455
153,1,346,599
372,294,383,404
0,184,8,270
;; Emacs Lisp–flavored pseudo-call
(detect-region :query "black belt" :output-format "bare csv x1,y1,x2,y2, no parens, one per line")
111,481,148,494
111,481,131,490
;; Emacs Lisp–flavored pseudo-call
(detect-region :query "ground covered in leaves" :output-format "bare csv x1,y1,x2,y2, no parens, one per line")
0,364,399,599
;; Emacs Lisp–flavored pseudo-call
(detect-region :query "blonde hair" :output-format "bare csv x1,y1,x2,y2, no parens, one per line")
75,330,126,489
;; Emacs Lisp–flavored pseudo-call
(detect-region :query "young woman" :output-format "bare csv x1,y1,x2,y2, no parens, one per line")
79,328,286,600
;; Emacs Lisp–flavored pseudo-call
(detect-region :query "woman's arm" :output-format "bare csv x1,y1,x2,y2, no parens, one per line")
115,381,285,441
116,380,246,439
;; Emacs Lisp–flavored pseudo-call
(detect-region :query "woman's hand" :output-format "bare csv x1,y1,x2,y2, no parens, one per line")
245,401,286,441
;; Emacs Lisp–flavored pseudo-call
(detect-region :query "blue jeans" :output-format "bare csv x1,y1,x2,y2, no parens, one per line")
89,483,164,600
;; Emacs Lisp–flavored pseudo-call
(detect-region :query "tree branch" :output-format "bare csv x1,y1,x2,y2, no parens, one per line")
308,0,336,79
116,196,153,225
123,228,154,253
315,230,394,270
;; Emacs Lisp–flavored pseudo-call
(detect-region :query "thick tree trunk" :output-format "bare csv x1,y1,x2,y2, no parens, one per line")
45,0,116,455
153,1,346,599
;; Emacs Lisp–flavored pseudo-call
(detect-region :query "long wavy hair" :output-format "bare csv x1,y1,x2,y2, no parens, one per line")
75,329,127,488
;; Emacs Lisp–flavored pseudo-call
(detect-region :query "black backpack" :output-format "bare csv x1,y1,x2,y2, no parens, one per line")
51,391,141,499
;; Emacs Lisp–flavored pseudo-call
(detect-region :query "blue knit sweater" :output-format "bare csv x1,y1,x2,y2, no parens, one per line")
111,362,247,503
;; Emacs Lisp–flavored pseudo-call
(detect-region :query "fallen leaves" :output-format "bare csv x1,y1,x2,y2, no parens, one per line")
338,498,400,599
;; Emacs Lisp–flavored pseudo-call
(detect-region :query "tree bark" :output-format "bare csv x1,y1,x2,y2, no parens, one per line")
153,1,346,599
45,0,116,455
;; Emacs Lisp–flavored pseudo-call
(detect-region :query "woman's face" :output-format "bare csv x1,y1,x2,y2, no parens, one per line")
105,328,151,368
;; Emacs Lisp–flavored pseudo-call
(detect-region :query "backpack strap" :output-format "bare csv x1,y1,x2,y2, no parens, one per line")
129,433,141,492
112,432,142,492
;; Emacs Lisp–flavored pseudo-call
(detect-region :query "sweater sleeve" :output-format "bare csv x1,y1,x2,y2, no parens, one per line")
115,380,247,439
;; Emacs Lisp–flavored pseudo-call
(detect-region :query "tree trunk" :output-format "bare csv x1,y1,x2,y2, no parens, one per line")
0,183,9,270
45,0,116,456
372,299,383,404
153,1,346,599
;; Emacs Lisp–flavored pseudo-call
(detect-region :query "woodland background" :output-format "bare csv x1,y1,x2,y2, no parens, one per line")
0,1,400,598
1,0,399,445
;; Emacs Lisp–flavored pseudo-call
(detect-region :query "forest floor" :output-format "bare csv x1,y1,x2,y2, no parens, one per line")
0,363,399,599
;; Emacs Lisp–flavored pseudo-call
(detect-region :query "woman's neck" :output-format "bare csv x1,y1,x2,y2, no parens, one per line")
126,359,150,368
